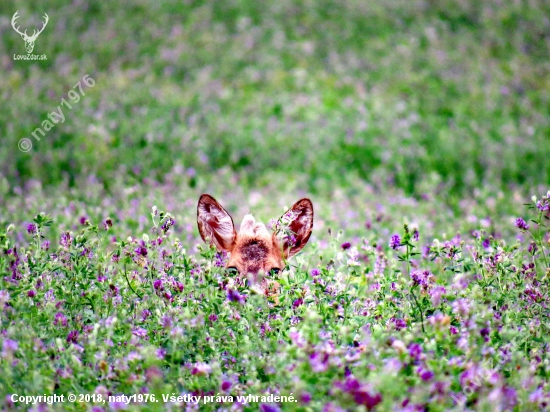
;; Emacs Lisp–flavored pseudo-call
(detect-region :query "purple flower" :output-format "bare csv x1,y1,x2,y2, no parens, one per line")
153,279,163,290
322,402,346,412
285,234,297,247
418,367,434,381
389,234,401,250
66,330,79,344
135,246,148,257
528,388,545,404
289,331,307,348
410,270,430,288
267,219,278,230
161,315,173,329
227,289,245,304
502,386,518,408
341,242,351,250
80,247,93,259
480,327,490,342
309,351,329,372
338,377,361,393
515,218,530,231
482,238,490,248
259,405,280,412
336,377,382,410
408,343,422,360
301,392,312,404
103,218,113,230
79,216,88,225
214,251,228,267
173,281,184,293
311,268,320,277
413,229,419,241
2,339,18,358
293,298,304,308
27,223,37,235
190,362,211,376
109,284,119,296
42,240,50,250
430,286,446,306
141,309,151,321
60,232,71,248
27,290,36,298
290,315,302,326
161,217,175,233
536,198,549,211
5,395,14,408
393,318,407,331
209,314,218,323
221,381,232,391
452,298,470,318
54,312,68,327
132,328,148,338
433,381,449,395
0,290,10,307
354,390,382,410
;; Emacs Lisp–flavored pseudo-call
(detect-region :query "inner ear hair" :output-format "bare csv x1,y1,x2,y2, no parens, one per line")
197,194,236,251
280,198,314,257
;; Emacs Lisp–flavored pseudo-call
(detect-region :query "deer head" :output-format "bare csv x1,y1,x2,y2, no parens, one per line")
197,194,313,281
12,11,49,54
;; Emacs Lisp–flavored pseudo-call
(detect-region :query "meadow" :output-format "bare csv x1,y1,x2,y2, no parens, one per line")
1,0,550,411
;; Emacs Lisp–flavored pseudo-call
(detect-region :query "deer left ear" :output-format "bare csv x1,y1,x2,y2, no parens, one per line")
280,198,314,258
197,194,236,252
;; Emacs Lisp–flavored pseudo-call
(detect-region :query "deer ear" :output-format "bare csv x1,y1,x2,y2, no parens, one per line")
197,194,236,252
280,198,314,258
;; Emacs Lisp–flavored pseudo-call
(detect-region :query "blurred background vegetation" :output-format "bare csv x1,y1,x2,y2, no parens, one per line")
1,0,550,201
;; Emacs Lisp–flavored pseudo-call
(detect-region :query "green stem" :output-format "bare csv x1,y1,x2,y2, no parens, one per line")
84,295,95,312
405,241,425,333
342,269,353,325
124,262,142,299
527,228,548,272
536,214,549,268
410,286,425,333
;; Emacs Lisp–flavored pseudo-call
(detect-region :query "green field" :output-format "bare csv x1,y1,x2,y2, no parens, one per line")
1,1,549,411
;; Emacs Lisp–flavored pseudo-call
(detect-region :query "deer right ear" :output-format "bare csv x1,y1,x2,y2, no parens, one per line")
197,194,236,252
280,198,314,258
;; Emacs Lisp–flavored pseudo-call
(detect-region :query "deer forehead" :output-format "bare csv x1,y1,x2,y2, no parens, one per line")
238,214,270,238
230,236,283,274
232,215,282,263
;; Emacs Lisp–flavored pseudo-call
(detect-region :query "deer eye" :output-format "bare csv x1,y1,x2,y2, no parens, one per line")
270,268,280,276
226,267,239,276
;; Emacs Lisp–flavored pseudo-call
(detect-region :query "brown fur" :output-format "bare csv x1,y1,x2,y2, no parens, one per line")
226,234,284,278
197,194,314,284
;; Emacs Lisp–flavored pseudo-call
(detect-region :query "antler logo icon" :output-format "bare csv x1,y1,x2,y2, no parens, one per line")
11,10,49,54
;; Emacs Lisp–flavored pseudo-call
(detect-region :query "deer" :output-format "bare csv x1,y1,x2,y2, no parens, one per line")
197,194,313,296
11,11,49,54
